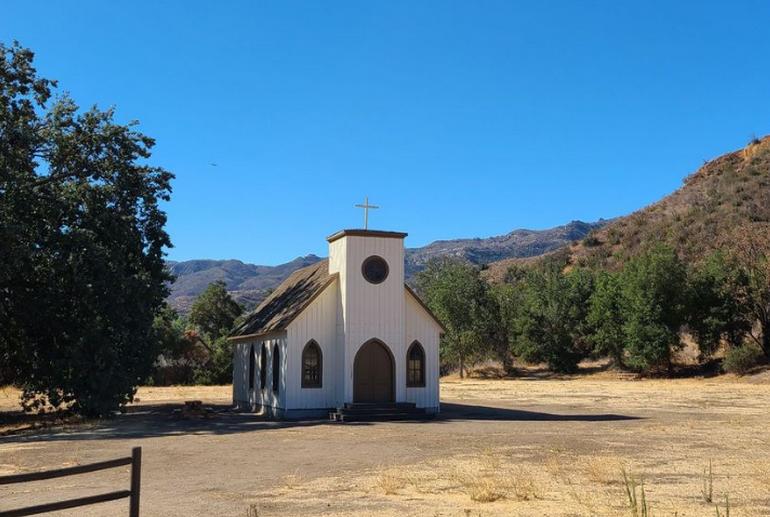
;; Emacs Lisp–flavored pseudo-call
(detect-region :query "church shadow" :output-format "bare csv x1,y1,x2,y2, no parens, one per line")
435,402,640,422
1,400,640,443
0,403,345,443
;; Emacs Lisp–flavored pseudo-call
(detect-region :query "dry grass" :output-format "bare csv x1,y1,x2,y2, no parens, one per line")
5,377,770,515
582,455,626,486
375,467,408,495
449,454,510,503
282,470,304,490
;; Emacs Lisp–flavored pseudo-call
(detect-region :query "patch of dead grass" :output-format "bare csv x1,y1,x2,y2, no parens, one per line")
582,455,626,486
374,467,408,495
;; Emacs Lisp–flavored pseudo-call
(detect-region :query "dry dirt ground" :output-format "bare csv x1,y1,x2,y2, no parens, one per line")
2,375,770,517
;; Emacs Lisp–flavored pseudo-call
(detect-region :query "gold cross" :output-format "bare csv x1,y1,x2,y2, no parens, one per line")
354,196,379,230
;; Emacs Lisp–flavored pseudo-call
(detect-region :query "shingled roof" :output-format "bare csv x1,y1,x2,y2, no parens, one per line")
229,259,337,340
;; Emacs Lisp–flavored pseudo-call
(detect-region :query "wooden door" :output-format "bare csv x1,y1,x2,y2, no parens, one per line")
354,340,394,403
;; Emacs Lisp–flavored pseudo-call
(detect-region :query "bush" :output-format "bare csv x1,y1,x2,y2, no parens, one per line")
722,344,763,374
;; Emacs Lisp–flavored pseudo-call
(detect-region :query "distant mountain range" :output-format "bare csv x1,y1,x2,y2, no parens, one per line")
168,136,770,313
167,220,605,314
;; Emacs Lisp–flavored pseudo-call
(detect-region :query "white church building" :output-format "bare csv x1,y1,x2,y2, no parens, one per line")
229,228,444,419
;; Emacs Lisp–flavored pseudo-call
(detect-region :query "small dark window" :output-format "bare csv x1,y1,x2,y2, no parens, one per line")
260,343,267,389
272,343,280,392
362,255,389,284
407,342,425,387
302,341,323,388
248,344,256,390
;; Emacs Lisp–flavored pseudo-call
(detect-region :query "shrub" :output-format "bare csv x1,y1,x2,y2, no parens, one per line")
722,344,763,374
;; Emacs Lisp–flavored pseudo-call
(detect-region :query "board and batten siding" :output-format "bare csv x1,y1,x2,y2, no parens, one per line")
232,341,249,405
405,290,442,410
232,333,287,412
285,278,341,409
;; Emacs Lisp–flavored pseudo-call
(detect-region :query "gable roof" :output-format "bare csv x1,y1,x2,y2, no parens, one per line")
229,258,446,340
229,259,337,340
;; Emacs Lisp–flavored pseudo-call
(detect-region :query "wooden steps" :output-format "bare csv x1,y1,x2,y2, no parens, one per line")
329,402,431,422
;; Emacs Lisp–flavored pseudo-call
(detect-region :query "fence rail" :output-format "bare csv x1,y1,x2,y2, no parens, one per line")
0,447,141,517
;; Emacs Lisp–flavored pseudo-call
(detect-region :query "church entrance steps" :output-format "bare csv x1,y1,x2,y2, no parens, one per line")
329,402,431,422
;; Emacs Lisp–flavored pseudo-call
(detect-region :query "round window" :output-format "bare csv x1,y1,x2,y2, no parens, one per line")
362,255,389,284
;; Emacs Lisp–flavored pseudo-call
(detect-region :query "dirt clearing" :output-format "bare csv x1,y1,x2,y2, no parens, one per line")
2,376,770,516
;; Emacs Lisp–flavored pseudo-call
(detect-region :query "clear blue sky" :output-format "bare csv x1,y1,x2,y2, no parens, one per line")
5,1,770,264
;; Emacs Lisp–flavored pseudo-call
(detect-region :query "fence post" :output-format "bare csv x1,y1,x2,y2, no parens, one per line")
129,447,142,517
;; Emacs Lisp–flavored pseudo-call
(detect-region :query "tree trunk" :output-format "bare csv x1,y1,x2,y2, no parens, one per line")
459,354,465,379
501,352,514,376
613,351,625,370
762,319,770,359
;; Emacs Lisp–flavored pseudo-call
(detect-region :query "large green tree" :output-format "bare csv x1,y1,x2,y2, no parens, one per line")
619,246,688,372
588,271,625,367
509,263,593,373
728,224,770,358
687,251,752,357
189,281,243,344
0,43,173,415
188,281,243,384
415,258,500,377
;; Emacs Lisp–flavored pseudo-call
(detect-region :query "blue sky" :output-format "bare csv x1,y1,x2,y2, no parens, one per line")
4,1,770,264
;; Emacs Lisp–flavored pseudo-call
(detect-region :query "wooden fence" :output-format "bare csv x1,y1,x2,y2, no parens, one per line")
0,447,141,517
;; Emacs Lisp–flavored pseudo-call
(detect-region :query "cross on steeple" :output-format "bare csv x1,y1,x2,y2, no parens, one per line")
354,196,379,230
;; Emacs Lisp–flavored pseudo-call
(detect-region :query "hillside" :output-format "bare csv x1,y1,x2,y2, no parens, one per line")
167,220,603,313
167,255,323,314
486,136,770,280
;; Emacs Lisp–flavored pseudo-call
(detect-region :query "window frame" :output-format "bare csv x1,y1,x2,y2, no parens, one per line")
406,341,426,388
272,343,280,393
361,255,389,284
301,340,323,389
259,343,267,390
248,344,256,390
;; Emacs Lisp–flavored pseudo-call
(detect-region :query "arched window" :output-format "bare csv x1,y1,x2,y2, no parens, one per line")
248,344,256,390
272,343,280,392
406,341,425,387
301,341,323,388
260,343,267,390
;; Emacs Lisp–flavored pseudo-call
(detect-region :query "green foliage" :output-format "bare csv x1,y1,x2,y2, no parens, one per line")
619,246,688,372
688,252,752,356
186,281,243,384
152,305,189,360
727,226,770,357
415,258,502,376
0,42,172,416
189,281,243,344
508,264,593,373
588,271,625,366
722,343,763,375
193,336,234,385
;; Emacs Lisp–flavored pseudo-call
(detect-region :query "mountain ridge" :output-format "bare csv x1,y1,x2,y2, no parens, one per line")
167,220,604,313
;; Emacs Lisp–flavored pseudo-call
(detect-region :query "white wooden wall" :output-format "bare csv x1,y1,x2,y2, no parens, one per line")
232,342,249,405
330,235,407,403
285,279,340,409
232,333,287,411
404,291,442,409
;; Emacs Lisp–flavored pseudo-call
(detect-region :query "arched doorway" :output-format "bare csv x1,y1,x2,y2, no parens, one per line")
354,339,394,403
